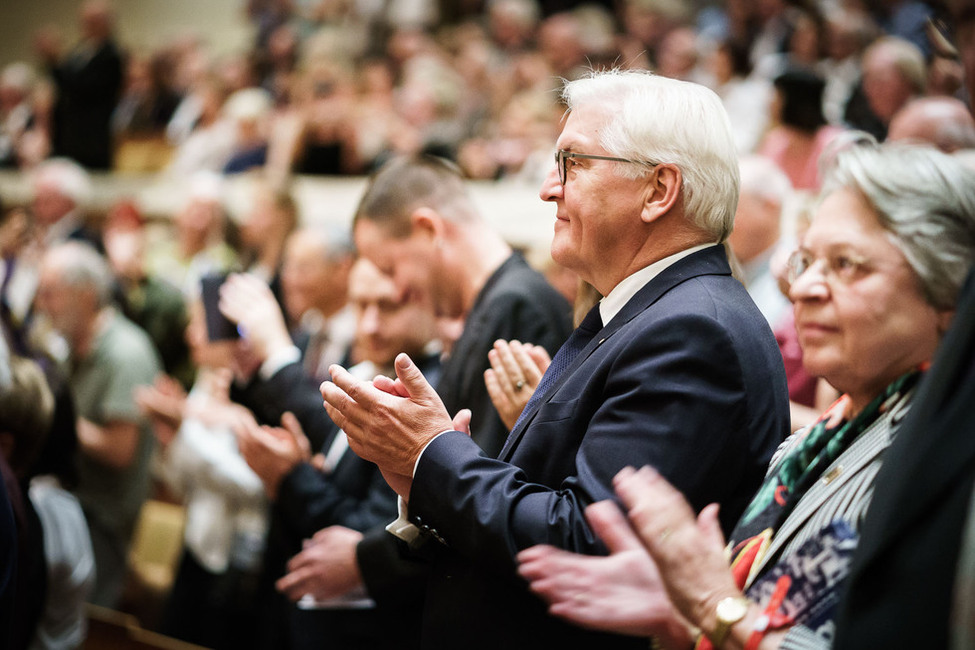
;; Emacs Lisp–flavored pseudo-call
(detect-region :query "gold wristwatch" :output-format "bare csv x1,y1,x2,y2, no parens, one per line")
710,596,750,647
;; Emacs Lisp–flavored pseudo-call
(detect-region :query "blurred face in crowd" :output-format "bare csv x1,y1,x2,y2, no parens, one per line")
789,189,949,413
861,49,915,124
728,189,781,264
239,184,287,252
34,261,94,348
32,178,75,227
354,217,460,319
280,230,349,323
348,258,436,368
175,196,221,256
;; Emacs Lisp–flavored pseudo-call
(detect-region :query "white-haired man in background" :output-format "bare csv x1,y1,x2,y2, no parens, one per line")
34,241,160,608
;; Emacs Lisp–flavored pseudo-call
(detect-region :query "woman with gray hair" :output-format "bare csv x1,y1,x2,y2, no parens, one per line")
518,139,975,650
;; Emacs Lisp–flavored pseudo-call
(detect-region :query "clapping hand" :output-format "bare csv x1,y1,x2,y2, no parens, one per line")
484,339,551,430
234,411,312,500
276,525,365,603
321,353,454,501
518,500,681,639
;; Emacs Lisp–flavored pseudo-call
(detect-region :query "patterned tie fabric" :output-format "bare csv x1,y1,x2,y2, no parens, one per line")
508,304,603,435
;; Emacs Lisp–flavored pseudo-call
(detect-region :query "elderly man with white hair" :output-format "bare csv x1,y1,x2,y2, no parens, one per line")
34,241,160,608
321,69,790,649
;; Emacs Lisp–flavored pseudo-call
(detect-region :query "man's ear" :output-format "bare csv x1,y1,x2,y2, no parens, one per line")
640,164,682,224
410,207,446,249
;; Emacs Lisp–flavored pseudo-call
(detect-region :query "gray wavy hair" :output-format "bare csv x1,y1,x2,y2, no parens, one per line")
820,140,975,310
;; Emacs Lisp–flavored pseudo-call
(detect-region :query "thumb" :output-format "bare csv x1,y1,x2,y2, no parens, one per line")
281,411,311,457
452,409,472,436
585,500,645,553
393,353,434,400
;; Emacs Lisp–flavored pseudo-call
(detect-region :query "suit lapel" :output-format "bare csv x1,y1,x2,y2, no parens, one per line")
498,246,732,461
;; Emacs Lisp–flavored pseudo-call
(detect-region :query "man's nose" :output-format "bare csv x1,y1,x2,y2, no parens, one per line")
539,164,563,203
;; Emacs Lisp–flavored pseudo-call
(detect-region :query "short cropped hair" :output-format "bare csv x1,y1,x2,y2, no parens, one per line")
32,157,92,207
562,69,740,242
45,241,116,309
294,223,356,264
353,155,480,238
821,140,975,311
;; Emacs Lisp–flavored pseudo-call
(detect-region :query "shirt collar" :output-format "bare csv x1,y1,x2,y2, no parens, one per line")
599,243,717,326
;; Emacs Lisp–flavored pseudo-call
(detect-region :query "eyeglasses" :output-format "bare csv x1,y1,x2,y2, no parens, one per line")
787,249,872,287
555,150,652,185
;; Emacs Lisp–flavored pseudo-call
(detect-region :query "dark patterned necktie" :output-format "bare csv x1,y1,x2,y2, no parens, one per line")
508,304,603,434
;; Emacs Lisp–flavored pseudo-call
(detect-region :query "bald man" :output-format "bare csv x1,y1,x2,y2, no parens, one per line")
887,95,975,152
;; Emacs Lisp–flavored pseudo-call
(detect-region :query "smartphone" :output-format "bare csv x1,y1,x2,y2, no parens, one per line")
200,273,239,341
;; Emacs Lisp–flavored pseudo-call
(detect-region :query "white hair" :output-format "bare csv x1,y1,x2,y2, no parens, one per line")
32,157,92,207
562,69,740,241
45,241,115,308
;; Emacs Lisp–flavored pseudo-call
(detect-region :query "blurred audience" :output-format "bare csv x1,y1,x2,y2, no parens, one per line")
758,66,845,191
148,171,239,297
0,62,49,169
138,298,266,650
728,154,793,328
102,200,193,389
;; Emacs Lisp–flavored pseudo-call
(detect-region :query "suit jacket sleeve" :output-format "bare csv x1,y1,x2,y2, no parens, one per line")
275,460,398,538
234,361,335,451
410,299,778,572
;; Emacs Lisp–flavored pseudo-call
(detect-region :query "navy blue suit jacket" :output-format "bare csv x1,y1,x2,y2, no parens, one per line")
409,245,791,649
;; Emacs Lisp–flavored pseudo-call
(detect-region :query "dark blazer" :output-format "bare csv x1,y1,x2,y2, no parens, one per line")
273,352,443,539
255,353,441,650
833,268,975,650
437,252,573,457
239,359,338,451
409,245,791,649
356,252,571,646
49,39,124,170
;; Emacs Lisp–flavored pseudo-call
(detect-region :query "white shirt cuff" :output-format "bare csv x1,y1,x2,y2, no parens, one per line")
385,429,454,543
386,497,421,543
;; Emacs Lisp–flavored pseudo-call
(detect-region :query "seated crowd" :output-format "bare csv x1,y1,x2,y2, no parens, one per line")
0,0,974,649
